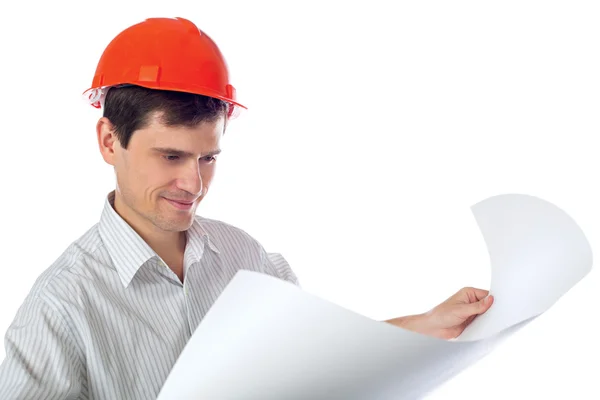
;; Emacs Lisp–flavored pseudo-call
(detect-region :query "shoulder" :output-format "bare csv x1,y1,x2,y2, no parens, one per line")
264,251,300,286
23,224,107,307
195,215,263,249
195,216,300,286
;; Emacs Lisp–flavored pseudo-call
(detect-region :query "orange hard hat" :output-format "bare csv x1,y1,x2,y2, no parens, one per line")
83,17,246,118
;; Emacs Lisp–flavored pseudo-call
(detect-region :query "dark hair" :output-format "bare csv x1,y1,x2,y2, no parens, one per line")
103,85,229,149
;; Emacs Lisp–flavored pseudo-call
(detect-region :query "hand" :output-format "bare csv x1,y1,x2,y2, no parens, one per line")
385,287,494,339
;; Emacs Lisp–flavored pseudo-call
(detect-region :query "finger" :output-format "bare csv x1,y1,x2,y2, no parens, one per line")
455,313,480,336
461,313,479,329
461,294,493,317
464,314,477,326
473,288,490,301
463,287,490,302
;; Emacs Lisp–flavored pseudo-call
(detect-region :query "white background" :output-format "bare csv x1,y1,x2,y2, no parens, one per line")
0,0,598,398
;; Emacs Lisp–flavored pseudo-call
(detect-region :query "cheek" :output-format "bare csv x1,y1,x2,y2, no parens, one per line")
127,158,170,193
201,165,217,186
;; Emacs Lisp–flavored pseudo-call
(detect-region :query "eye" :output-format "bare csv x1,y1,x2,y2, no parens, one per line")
202,155,217,163
164,155,180,161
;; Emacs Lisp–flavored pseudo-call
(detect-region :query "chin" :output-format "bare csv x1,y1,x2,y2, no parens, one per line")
152,207,195,231
155,217,194,233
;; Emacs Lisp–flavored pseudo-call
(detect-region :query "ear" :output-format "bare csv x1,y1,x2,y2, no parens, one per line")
97,117,119,166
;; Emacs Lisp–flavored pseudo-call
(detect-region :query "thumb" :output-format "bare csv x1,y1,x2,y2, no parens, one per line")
461,295,493,317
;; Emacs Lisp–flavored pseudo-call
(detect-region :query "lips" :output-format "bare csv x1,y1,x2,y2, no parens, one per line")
167,199,193,205
163,197,195,210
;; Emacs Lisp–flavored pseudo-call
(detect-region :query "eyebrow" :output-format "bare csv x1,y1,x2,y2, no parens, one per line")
151,147,222,157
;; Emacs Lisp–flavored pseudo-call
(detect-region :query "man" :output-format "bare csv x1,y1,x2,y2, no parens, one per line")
0,17,493,399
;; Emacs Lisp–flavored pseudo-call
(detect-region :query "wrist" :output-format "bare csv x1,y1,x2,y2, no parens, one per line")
384,313,430,334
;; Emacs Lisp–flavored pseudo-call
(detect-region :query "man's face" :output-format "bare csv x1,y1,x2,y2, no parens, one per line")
109,112,224,233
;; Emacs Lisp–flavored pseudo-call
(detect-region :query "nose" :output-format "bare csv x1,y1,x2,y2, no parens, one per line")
176,160,203,197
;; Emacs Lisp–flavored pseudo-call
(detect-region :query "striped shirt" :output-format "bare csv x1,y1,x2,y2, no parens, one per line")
0,190,300,399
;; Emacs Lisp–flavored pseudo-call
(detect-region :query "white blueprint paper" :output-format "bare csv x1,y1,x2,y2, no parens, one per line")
156,194,593,400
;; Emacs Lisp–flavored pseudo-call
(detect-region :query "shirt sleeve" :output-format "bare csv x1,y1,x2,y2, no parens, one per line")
264,252,301,287
0,295,84,400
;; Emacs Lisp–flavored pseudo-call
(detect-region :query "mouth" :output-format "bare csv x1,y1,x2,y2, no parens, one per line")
163,197,195,210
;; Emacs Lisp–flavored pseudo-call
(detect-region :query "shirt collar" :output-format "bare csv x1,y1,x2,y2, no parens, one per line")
184,216,220,266
98,191,219,288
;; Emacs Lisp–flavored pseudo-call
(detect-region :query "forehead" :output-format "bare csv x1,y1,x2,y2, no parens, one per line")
133,112,224,148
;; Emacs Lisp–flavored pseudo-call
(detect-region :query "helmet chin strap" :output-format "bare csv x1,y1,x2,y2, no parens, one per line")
82,84,137,109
